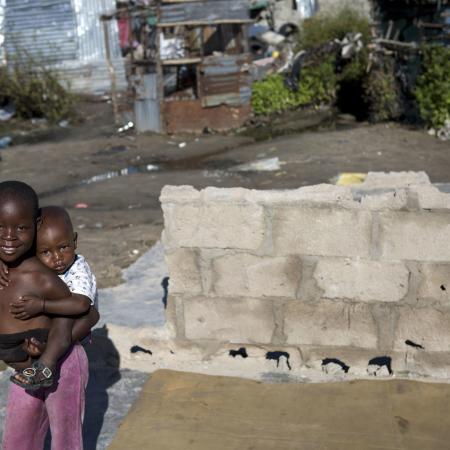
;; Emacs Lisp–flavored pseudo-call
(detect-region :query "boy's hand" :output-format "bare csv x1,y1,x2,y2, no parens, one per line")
10,295,45,320
0,261,9,289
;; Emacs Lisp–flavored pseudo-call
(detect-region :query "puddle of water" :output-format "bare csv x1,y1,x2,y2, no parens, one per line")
41,164,159,198
84,164,159,185
230,157,281,172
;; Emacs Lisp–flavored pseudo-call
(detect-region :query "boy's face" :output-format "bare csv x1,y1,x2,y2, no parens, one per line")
36,222,77,274
0,198,36,264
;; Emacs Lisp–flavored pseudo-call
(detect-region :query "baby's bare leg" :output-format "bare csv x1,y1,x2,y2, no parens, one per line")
39,317,74,370
11,317,74,388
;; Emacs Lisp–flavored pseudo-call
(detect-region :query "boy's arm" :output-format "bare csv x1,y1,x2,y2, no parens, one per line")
10,293,91,320
0,260,9,288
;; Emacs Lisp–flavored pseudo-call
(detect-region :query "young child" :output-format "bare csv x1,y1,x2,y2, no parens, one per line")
8,205,98,389
0,180,97,450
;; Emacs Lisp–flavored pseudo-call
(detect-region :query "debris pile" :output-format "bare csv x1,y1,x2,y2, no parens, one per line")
249,1,449,137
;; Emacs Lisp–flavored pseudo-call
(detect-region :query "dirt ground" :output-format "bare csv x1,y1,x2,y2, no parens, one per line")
1,100,449,287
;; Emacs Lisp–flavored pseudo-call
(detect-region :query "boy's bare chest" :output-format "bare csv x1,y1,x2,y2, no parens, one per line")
0,272,43,308
0,270,50,333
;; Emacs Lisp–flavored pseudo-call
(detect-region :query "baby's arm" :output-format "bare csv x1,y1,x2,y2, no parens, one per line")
10,293,90,320
72,307,100,342
20,307,100,359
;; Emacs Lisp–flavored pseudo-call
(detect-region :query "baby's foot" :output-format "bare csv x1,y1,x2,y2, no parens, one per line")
10,361,54,390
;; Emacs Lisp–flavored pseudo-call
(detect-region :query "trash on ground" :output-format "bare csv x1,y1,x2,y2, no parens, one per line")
31,118,48,125
332,173,367,186
0,103,15,122
260,31,286,46
437,120,450,141
178,142,187,148
117,121,134,133
230,157,282,172
0,136,12,149
58,120,69,128
74,202,89,209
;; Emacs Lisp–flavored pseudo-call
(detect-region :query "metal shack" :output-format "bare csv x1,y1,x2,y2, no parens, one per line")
104,0,253,134
1,0,126,94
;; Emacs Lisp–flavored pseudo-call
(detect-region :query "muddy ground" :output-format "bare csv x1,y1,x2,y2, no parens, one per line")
1,100,449,287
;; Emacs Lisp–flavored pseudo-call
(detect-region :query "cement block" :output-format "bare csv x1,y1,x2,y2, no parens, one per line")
212,253,300,298
300,346,383,377
284,300,378,349
417,263,450,302
252,184,357,207
183,297,276,343
403,351,450,380
162,202,266,250
359,189,408,210
361,171,430,189
378,211,450,261
314,258,409,302
165,248,202,295
272,207,372,257
394,306,450,352
160,185,201,203
411,185,450,210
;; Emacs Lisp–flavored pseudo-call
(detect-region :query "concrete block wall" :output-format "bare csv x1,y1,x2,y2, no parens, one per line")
160,175,450,380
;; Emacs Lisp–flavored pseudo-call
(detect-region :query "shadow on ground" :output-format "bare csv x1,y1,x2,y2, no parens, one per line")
37,327,149,450
83,327,121,450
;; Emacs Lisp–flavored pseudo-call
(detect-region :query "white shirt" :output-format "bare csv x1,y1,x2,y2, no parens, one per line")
58,254,98,310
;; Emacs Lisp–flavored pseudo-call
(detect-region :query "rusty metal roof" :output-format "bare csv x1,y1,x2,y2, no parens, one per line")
200,54,251,107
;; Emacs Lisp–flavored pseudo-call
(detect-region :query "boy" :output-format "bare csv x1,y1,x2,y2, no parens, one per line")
9,205,98,389
0,181,97,450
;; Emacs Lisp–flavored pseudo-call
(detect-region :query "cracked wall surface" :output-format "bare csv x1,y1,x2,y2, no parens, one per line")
160,173,450,381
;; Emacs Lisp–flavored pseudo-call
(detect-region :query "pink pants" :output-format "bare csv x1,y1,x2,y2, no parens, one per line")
2,344,89,450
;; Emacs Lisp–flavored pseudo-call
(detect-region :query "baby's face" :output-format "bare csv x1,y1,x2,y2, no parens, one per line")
36,222,76,274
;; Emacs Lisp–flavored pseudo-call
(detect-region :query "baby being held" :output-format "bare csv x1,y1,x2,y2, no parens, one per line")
8,206,98,389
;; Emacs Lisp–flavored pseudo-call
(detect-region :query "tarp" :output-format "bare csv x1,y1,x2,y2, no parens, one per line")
109,369,450,450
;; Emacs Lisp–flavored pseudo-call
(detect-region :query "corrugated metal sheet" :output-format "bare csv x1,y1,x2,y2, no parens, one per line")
5,0,77,64
160,0,251,25
0,0,5,64
4,0,126,94
73,0,122,62
135,73,161,132
200,54,251,107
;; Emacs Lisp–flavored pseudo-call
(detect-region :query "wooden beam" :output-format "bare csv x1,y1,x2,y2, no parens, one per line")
158,19,254,28
161,57,202,65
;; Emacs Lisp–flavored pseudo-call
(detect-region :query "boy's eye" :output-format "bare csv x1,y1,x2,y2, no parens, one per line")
17,226,27,231
41,250,50,256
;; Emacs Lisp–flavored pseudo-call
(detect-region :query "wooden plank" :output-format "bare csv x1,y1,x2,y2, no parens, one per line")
161,57,202,65
158,19,254,27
